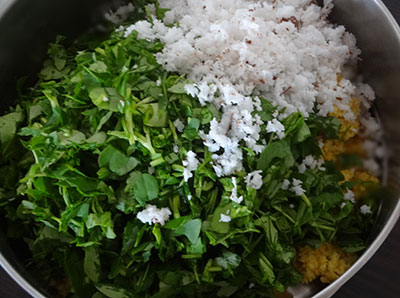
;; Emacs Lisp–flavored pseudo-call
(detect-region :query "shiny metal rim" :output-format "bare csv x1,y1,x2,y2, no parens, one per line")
0,0,14,19
0,254,45,298
0,1,55,296
313,0,400,296
0,1,399,298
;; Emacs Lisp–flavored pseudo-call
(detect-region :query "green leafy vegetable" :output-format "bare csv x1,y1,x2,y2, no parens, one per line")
133,173,159,206
175,218,202,244
84,246,101,283
0,1,380,298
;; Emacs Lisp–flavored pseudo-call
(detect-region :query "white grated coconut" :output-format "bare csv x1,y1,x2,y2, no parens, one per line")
230,177,244,204
219,213,232,222
183,150,200,181
281,179,290,190
281,178,305,196
123,0,380,178
126,0,364,119
298,155,325,173
245,170,263,190
290,178,305,196
137,204,172,225
266,119,285,139
122,0,382,184
173,118,185,132
344,189,355,203
360,204,372,215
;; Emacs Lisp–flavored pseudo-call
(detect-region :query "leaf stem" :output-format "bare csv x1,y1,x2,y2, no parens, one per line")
301,194,312,208
170,195,181,218
272,206,296,224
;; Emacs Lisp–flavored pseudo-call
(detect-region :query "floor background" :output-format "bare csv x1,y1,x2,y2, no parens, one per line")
1,0,400,297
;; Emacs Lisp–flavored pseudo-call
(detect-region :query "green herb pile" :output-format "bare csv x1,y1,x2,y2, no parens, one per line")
0,3,379,298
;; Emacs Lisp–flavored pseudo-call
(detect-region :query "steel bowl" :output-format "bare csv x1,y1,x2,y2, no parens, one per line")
1,0,400,297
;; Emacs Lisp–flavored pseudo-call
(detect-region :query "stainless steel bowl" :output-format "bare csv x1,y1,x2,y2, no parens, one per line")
1,0,400,297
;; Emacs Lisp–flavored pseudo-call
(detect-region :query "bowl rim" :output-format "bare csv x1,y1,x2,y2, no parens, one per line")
0,0,14,19
312,2,400,296
0,253,45,298
1,1,400,298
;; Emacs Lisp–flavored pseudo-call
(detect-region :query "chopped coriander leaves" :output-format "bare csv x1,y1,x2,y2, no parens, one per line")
0,3,381,298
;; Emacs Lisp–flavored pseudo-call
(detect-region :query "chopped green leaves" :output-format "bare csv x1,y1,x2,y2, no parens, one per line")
307,114,342,139
133,173,159,206
183,117,200,140
175,218,202,244
0,5,379,298
257,139,295,172
86,212,117,239
96,284,133,298
99,145,139,176
89,87,123,112
0,109,24,159
84,246,101,283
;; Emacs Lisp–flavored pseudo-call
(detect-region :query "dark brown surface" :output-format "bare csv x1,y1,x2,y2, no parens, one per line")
1,0,400,297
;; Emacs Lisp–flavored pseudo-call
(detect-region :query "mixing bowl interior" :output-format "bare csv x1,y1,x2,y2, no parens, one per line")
0,1,118,297
1,1,400,298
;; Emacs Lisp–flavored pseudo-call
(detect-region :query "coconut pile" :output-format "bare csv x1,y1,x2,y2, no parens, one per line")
117,0,382,177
